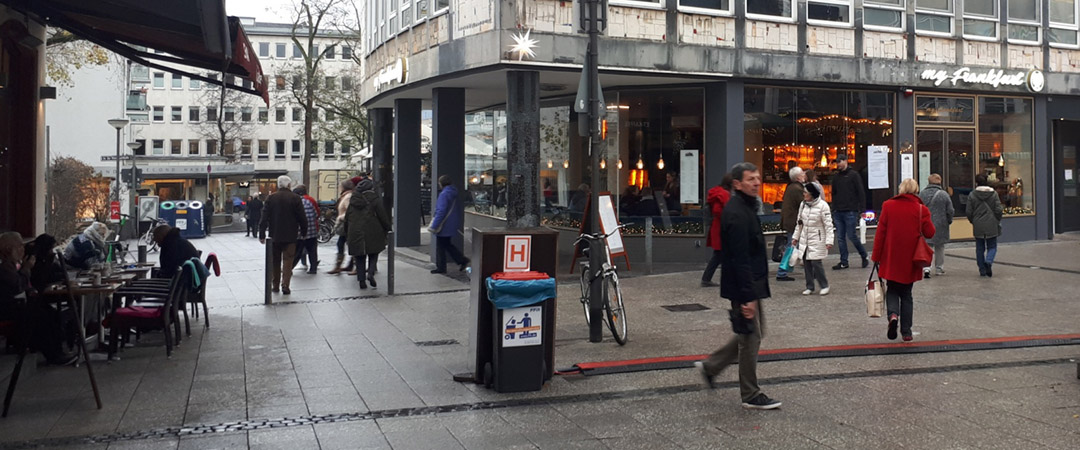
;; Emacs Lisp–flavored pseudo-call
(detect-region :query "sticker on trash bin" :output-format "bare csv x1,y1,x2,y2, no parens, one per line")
503,306,542,347
175,218,187,230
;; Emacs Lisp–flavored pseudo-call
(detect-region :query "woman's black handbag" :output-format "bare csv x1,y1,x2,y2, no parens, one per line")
771,235,786,263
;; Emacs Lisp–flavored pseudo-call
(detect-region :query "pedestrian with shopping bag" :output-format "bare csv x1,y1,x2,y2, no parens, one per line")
791,181,834,296
775,167,806,282
870,179,935,341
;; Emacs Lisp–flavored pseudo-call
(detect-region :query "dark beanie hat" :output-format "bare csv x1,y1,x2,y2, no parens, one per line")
805,182,821,199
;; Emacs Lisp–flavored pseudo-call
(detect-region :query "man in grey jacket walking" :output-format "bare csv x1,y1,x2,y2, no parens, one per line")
919,174,954,277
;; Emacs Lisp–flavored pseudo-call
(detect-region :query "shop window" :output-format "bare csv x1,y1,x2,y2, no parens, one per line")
464,110,507,217
679,0,732,15
807,0,853,26
744,86,896,213
1008,0,1042,43
963,0,999,39
915,0,953,35
746,0,794,20
864,0,905,30
978,97,1034,215
916,96,975,123
1050,0,1079,46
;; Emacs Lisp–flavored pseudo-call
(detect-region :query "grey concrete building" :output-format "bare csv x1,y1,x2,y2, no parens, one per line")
361,0,1080,257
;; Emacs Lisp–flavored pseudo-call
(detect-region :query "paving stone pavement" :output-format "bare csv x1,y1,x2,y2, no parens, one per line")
1,232,1079,449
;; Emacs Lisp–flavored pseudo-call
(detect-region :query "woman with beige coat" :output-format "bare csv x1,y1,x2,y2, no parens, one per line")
327,178,357,275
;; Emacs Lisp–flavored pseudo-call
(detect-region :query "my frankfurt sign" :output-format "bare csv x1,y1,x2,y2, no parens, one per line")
920,67,1045,92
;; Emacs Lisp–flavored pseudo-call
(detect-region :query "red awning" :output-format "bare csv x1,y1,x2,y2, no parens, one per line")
4,0,268,104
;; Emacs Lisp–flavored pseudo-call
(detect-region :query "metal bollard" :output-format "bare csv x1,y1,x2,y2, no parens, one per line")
644,217,653,275
264,237,273,305
137,245,147,264
387,231,395,295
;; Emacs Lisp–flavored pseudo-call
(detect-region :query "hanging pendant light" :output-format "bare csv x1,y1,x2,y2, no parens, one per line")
998,155,1005,167
599,159,607,169
820,153,828,168
657,156,665,170
547,159,553,169
636,156,644,170
617,159,623,170
563,159,569,169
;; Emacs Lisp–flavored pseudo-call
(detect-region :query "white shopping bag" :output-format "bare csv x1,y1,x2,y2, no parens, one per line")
859,216,867,245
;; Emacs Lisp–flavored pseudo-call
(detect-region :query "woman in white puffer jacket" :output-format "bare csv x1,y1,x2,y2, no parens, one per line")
791,182,835,295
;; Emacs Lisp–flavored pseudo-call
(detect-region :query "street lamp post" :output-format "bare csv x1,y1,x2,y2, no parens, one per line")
107,118,130,205
126,142,141,229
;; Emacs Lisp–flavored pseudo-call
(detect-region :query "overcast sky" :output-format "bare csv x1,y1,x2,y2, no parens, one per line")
226,0,297,23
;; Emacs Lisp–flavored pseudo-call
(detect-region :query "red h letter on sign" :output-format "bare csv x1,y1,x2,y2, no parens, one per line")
504,236,532,272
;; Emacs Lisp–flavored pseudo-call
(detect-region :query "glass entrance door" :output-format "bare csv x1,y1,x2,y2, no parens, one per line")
1054,120,1080,233
917,128,976,238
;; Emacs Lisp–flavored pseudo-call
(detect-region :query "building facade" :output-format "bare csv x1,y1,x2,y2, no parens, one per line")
361,0,1080,255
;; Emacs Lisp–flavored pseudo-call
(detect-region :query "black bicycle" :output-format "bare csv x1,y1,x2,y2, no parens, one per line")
574,224,628,345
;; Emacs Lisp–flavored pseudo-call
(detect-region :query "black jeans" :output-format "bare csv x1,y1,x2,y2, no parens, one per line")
435,236,468,271
885,280,914,336
246,213,260,236
701,250,722,282
356,253,379,281
292,238,319,268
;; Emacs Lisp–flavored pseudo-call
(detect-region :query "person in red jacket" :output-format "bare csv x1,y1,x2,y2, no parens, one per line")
871,178,935,342
701,174,733,287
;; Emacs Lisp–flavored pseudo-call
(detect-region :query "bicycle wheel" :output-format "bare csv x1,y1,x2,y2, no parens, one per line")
579,265,591,327
317,218,334,243
604,273,628,345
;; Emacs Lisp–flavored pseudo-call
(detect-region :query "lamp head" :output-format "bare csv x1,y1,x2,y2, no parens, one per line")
127,142,141,151
107,118,130,129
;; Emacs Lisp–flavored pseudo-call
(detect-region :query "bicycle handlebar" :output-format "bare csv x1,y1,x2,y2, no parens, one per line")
574,223,626,244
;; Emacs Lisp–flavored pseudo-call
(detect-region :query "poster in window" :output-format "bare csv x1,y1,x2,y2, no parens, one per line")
867,145,890,190
680,150,700,205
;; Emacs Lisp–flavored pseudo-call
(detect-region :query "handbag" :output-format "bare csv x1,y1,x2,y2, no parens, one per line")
913,207,934,268
778,245,795,272
771,235,786,263
864,263,885,318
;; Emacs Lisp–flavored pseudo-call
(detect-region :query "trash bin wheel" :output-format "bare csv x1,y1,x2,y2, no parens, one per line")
483,362,493,388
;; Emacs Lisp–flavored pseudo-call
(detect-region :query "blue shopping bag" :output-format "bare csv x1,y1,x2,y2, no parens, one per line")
778,245,795,272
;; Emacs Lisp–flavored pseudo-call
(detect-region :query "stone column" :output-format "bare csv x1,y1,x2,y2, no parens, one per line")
704,81,744,188
370,108,394,215
394,99,422,247
505,71,541,228
431,88,466,261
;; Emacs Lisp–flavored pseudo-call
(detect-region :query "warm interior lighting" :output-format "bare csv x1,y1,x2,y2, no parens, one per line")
563,159,569,169
599,159,607,169
636,157,644,170
657,157,665,170
820,153,828,168
547,160,553,168
998,155,1005,167
617,159,623,170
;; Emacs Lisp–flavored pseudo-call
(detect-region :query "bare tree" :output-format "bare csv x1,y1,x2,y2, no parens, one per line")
313,63,369,163
190,77,260,162
287,0,360,187
47,156,110,238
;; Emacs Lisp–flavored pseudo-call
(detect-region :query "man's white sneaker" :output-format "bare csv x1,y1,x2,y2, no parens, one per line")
819,287,830,296
801,289,813,295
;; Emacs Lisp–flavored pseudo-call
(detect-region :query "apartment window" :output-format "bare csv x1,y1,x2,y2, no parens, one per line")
275,107,286,123
292,107,303,122
326,45,336,59
207,107,218,122
915,0,953,35
258,107,268,122
275,75,286,90
342,141,352,157
152,106,164,122
293,43,303,58
258,42,270,57
864,0,905,30
807,0,852,25
275,140,286,159
207,140,218,155
241,140,252,159
258,140,269,160
171,106,182,122
1050,0,1079,46
342,45,352,59
325,141,336,159
189,140,200,156
746,0,793,20
170,140,182,155
224,140,235,157
223,107,236,122
292,75,303,89
1008,0,1042,43
189,106,201,122
134,139,147,156
963,0,999,39
152,139,164,155
435,0,450,11
225,75,236,86
325,109,336,121
152,72,165,88
325,76,337,90
401,0,412,28
678,0,731,15
241,107,253,122
341,76,353,90
276,43,286,58
171,74,183,89
415,0,429,21
291,140,301,157
190,78,201,89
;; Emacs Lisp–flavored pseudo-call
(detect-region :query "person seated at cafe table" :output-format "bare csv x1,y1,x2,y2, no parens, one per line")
152,225,199,279
62,222,109,270
0,232,77,366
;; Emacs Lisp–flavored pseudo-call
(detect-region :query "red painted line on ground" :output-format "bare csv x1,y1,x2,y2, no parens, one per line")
571,333,1080,371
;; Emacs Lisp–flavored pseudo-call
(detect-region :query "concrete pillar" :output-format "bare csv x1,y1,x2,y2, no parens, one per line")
371,108,394,214
704,81,744,188
505,71,542,228
431,88,466,260
394,99,422,247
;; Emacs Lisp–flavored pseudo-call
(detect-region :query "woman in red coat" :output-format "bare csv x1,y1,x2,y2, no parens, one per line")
701,175,733,287
871,179,935,341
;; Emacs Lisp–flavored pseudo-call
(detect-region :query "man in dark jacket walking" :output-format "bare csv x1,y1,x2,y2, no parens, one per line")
776,166,805,281
153,225,200,278
245,194,264,237
694,162,781,410
259,175,307,294
204,193,215,236
830,157,868,269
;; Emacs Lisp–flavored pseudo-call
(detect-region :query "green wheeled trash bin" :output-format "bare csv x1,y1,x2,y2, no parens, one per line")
485,272,557,393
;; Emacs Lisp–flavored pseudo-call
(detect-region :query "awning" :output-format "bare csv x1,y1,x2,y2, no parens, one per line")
4,0,268,104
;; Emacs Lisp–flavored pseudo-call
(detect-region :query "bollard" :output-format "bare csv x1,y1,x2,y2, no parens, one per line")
644,217,653,275
137,244,147,264
264,237,273,305
387,231,395,295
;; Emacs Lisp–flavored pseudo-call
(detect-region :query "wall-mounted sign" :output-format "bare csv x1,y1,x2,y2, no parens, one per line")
373,58,408,90
920,67,1043,92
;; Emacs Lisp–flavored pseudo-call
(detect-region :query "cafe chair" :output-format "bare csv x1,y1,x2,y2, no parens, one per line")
187,253,219,329
107,265,190,359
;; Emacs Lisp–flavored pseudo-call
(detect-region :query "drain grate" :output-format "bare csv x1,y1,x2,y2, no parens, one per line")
415,339,460,347
661,303,710,312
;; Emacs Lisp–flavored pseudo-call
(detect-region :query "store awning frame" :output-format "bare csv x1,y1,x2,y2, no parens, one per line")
4,0,268,104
